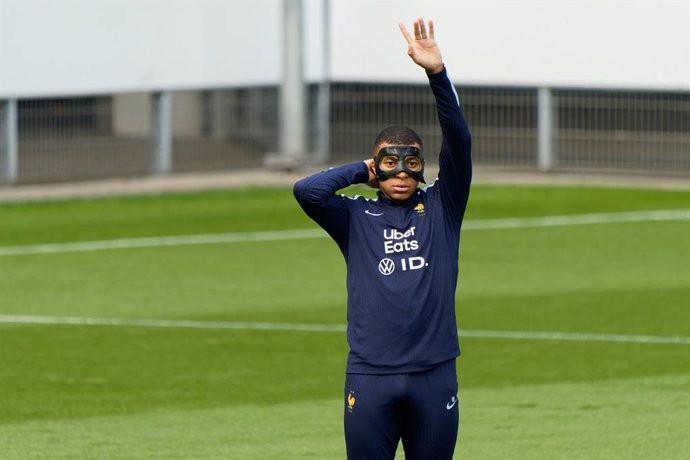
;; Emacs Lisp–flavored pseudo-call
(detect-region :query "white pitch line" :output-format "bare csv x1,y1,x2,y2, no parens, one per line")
461,208,690,230
458,329,690,345
0,314,689,345
0,228,326,256
1,208,689,257
0,315,346,332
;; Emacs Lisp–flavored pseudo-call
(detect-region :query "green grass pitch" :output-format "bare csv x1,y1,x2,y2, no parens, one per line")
0,183,689,459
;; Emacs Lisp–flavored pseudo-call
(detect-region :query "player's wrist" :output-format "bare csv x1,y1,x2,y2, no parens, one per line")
426,63,445,75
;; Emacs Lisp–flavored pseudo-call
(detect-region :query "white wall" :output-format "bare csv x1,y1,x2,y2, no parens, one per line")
0,0,282,98
0,0,688,98
330,0,690,90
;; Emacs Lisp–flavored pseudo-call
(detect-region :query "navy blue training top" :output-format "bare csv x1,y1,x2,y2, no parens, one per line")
294,67,472,374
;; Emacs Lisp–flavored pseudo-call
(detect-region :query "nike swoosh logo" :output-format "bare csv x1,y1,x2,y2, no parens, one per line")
365,210,383,217
446,397,457,410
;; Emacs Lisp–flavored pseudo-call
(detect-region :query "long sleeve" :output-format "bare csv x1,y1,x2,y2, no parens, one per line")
428,67,473,224
293,161,370,251
292,67,471,374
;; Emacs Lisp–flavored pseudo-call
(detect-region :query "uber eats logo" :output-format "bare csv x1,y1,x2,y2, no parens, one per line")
383,227,418,254
378,226,428,275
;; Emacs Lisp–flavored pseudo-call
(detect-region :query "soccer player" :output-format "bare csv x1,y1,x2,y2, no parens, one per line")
293,18,472,460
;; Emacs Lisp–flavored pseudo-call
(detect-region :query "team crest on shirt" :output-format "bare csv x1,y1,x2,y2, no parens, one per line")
347,390,356,412
414,203,425,216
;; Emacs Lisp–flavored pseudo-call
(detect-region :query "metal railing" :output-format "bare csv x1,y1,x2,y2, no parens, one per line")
1,84,688,185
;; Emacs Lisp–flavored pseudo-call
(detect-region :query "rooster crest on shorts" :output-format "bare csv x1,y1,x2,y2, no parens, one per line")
347,390,356,412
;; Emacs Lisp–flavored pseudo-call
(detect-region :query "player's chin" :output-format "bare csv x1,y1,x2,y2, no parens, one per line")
385,189,416,201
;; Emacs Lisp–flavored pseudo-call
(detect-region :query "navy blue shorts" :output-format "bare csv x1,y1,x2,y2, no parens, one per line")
343,359,459,460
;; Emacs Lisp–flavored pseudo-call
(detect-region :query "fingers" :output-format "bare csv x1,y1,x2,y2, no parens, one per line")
407,18,433,40
401,18,434,42
417,17,428,40
398,22,413,44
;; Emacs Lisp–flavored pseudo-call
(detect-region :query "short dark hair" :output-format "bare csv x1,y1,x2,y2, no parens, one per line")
373,125,423,155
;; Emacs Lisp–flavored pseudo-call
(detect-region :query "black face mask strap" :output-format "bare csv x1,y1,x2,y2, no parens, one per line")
375,146,425,183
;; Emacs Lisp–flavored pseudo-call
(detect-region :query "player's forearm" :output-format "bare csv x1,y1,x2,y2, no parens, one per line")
428,67,472,222
428,67,471,153
293,162,369,206
429,67,472,183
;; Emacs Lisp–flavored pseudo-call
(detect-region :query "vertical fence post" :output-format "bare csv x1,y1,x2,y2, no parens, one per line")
281,0,306,157
266,0,307,168
152,91,172,175
537,87,556,171
0,100,19,185
315,0,331,165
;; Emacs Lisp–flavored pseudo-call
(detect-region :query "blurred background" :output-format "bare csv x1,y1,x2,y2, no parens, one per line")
1,3,689,458
0,0,688,185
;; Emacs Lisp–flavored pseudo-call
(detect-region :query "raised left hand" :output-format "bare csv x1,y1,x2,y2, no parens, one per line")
399,18,444,74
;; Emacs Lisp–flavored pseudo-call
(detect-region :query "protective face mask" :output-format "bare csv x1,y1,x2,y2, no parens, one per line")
375,146,425,183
